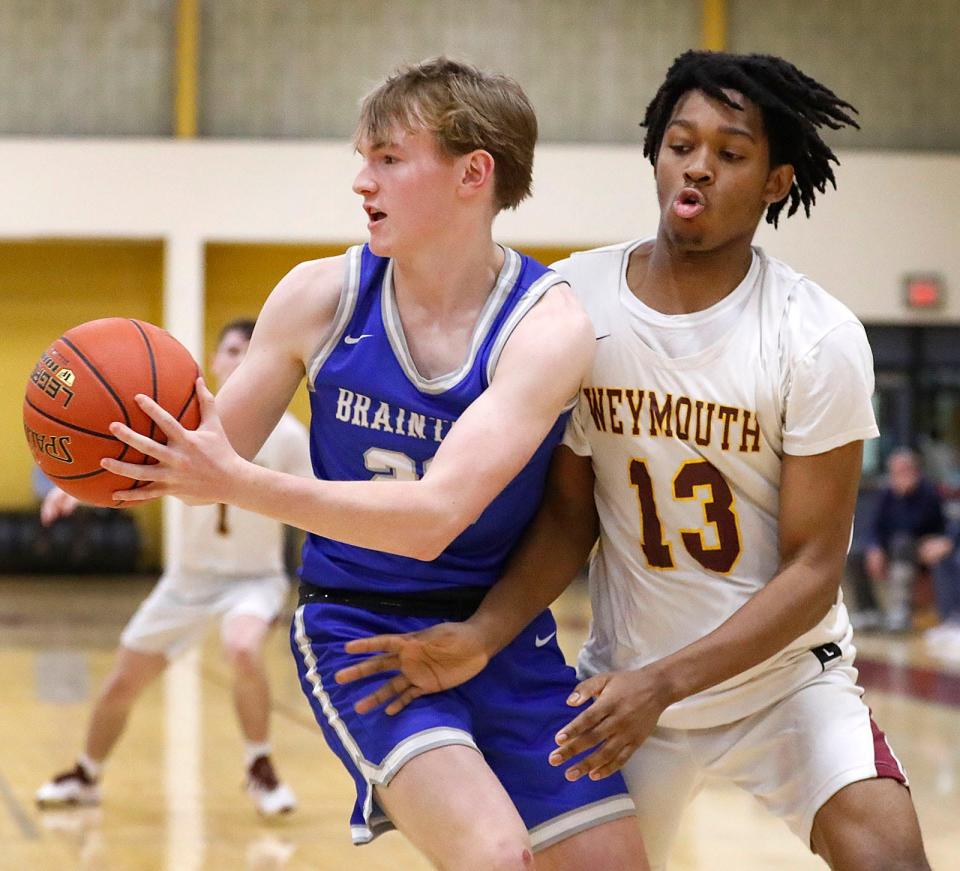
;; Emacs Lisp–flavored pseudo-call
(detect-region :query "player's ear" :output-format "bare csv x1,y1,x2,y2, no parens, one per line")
763,163,794,206
459,149,496,199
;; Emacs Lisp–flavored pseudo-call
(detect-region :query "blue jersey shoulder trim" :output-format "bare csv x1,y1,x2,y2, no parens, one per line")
307,245,364,390
483,268,566,387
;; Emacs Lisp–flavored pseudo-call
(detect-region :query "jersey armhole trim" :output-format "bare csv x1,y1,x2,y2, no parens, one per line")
306,245,363,390
484,271,566,385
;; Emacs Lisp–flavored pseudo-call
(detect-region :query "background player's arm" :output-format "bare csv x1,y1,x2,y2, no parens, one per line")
215,257,343,460
40,487,80,526
277,419,314,479
551,440,863,780
337,446,599,713
107,285,595,562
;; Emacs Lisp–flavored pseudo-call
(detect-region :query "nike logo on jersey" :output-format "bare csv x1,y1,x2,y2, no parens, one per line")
344,334,373,345
534,631,557,648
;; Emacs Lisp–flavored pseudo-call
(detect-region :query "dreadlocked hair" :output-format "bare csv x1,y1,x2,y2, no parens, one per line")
641,51,859,226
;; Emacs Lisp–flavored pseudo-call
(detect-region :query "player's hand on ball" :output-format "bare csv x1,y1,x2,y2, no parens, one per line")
103,378,244,505
336,622,491,715
549,666,672,781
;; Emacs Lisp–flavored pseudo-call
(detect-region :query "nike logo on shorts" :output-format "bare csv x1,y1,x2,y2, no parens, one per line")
534,631,557,648
344,334,373,345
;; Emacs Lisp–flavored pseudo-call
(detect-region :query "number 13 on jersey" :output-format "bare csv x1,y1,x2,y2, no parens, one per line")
629,458,742,574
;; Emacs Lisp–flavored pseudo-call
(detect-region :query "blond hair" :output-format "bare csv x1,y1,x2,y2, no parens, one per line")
356,57,537,211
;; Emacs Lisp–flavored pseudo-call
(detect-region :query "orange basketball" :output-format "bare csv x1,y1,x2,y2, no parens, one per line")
23,318,202,507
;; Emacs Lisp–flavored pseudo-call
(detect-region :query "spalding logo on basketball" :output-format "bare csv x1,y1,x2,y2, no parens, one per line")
23,318,202,507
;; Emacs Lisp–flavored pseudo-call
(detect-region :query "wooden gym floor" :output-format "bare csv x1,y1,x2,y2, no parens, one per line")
2,574,958,870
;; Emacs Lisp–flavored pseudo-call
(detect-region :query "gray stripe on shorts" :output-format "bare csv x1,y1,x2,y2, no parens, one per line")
377,729,481,788
529,794,637,852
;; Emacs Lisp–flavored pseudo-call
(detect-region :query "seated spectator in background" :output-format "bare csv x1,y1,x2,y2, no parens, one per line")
919,428,960,489
864,448,954,632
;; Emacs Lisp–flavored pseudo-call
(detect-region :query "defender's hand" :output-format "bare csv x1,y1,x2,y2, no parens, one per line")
335,622,491,715
549,667,672,781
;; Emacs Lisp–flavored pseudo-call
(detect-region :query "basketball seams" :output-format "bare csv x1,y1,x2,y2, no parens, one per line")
59,336,132,427
129,320,159,442
25,396,127,442
47,468,109,481
129,322,192,492
25,397,135,473
175,378,199,422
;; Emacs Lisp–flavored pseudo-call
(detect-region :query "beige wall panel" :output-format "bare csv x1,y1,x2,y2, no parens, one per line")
0,139,957,325
729,0,960,150
199,0,699,142
2,1,957,148
0,0,174,135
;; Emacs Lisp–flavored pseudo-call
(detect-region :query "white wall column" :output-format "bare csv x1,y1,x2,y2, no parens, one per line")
160,234,206,870
162,232,205,569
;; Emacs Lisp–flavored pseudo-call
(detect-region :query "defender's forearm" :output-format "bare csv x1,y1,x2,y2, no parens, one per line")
468,492,599,657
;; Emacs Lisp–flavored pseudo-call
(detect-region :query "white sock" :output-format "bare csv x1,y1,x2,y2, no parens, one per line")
77,752,102,781
245,741,272,768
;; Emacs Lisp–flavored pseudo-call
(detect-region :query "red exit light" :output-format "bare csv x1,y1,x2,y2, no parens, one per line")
904,274,944,310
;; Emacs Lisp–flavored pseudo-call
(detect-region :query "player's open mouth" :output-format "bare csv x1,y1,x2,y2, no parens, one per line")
364,205,387,224
674,188,706,219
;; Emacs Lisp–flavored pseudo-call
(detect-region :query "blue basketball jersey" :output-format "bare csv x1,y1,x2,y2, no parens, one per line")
300,244,568,594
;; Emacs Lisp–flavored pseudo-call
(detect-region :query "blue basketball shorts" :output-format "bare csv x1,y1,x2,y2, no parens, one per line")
290,602,635,849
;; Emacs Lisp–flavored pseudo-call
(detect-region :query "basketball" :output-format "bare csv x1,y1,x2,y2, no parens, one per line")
23,318,202,507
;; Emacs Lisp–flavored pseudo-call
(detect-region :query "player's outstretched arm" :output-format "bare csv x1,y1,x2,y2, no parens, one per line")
104,283,595,561
336,446,599,714
550,440,864,782
98,257,342,506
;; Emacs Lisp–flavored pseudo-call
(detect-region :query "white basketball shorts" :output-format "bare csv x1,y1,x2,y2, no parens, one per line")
620,663,908,870
120,572,290,659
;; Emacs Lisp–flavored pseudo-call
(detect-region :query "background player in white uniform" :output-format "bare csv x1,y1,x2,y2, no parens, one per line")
337,52,931,869
36,319,311,817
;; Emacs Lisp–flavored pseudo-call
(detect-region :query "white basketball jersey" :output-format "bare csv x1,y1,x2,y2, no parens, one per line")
171,412,312,580
555,240,879,728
